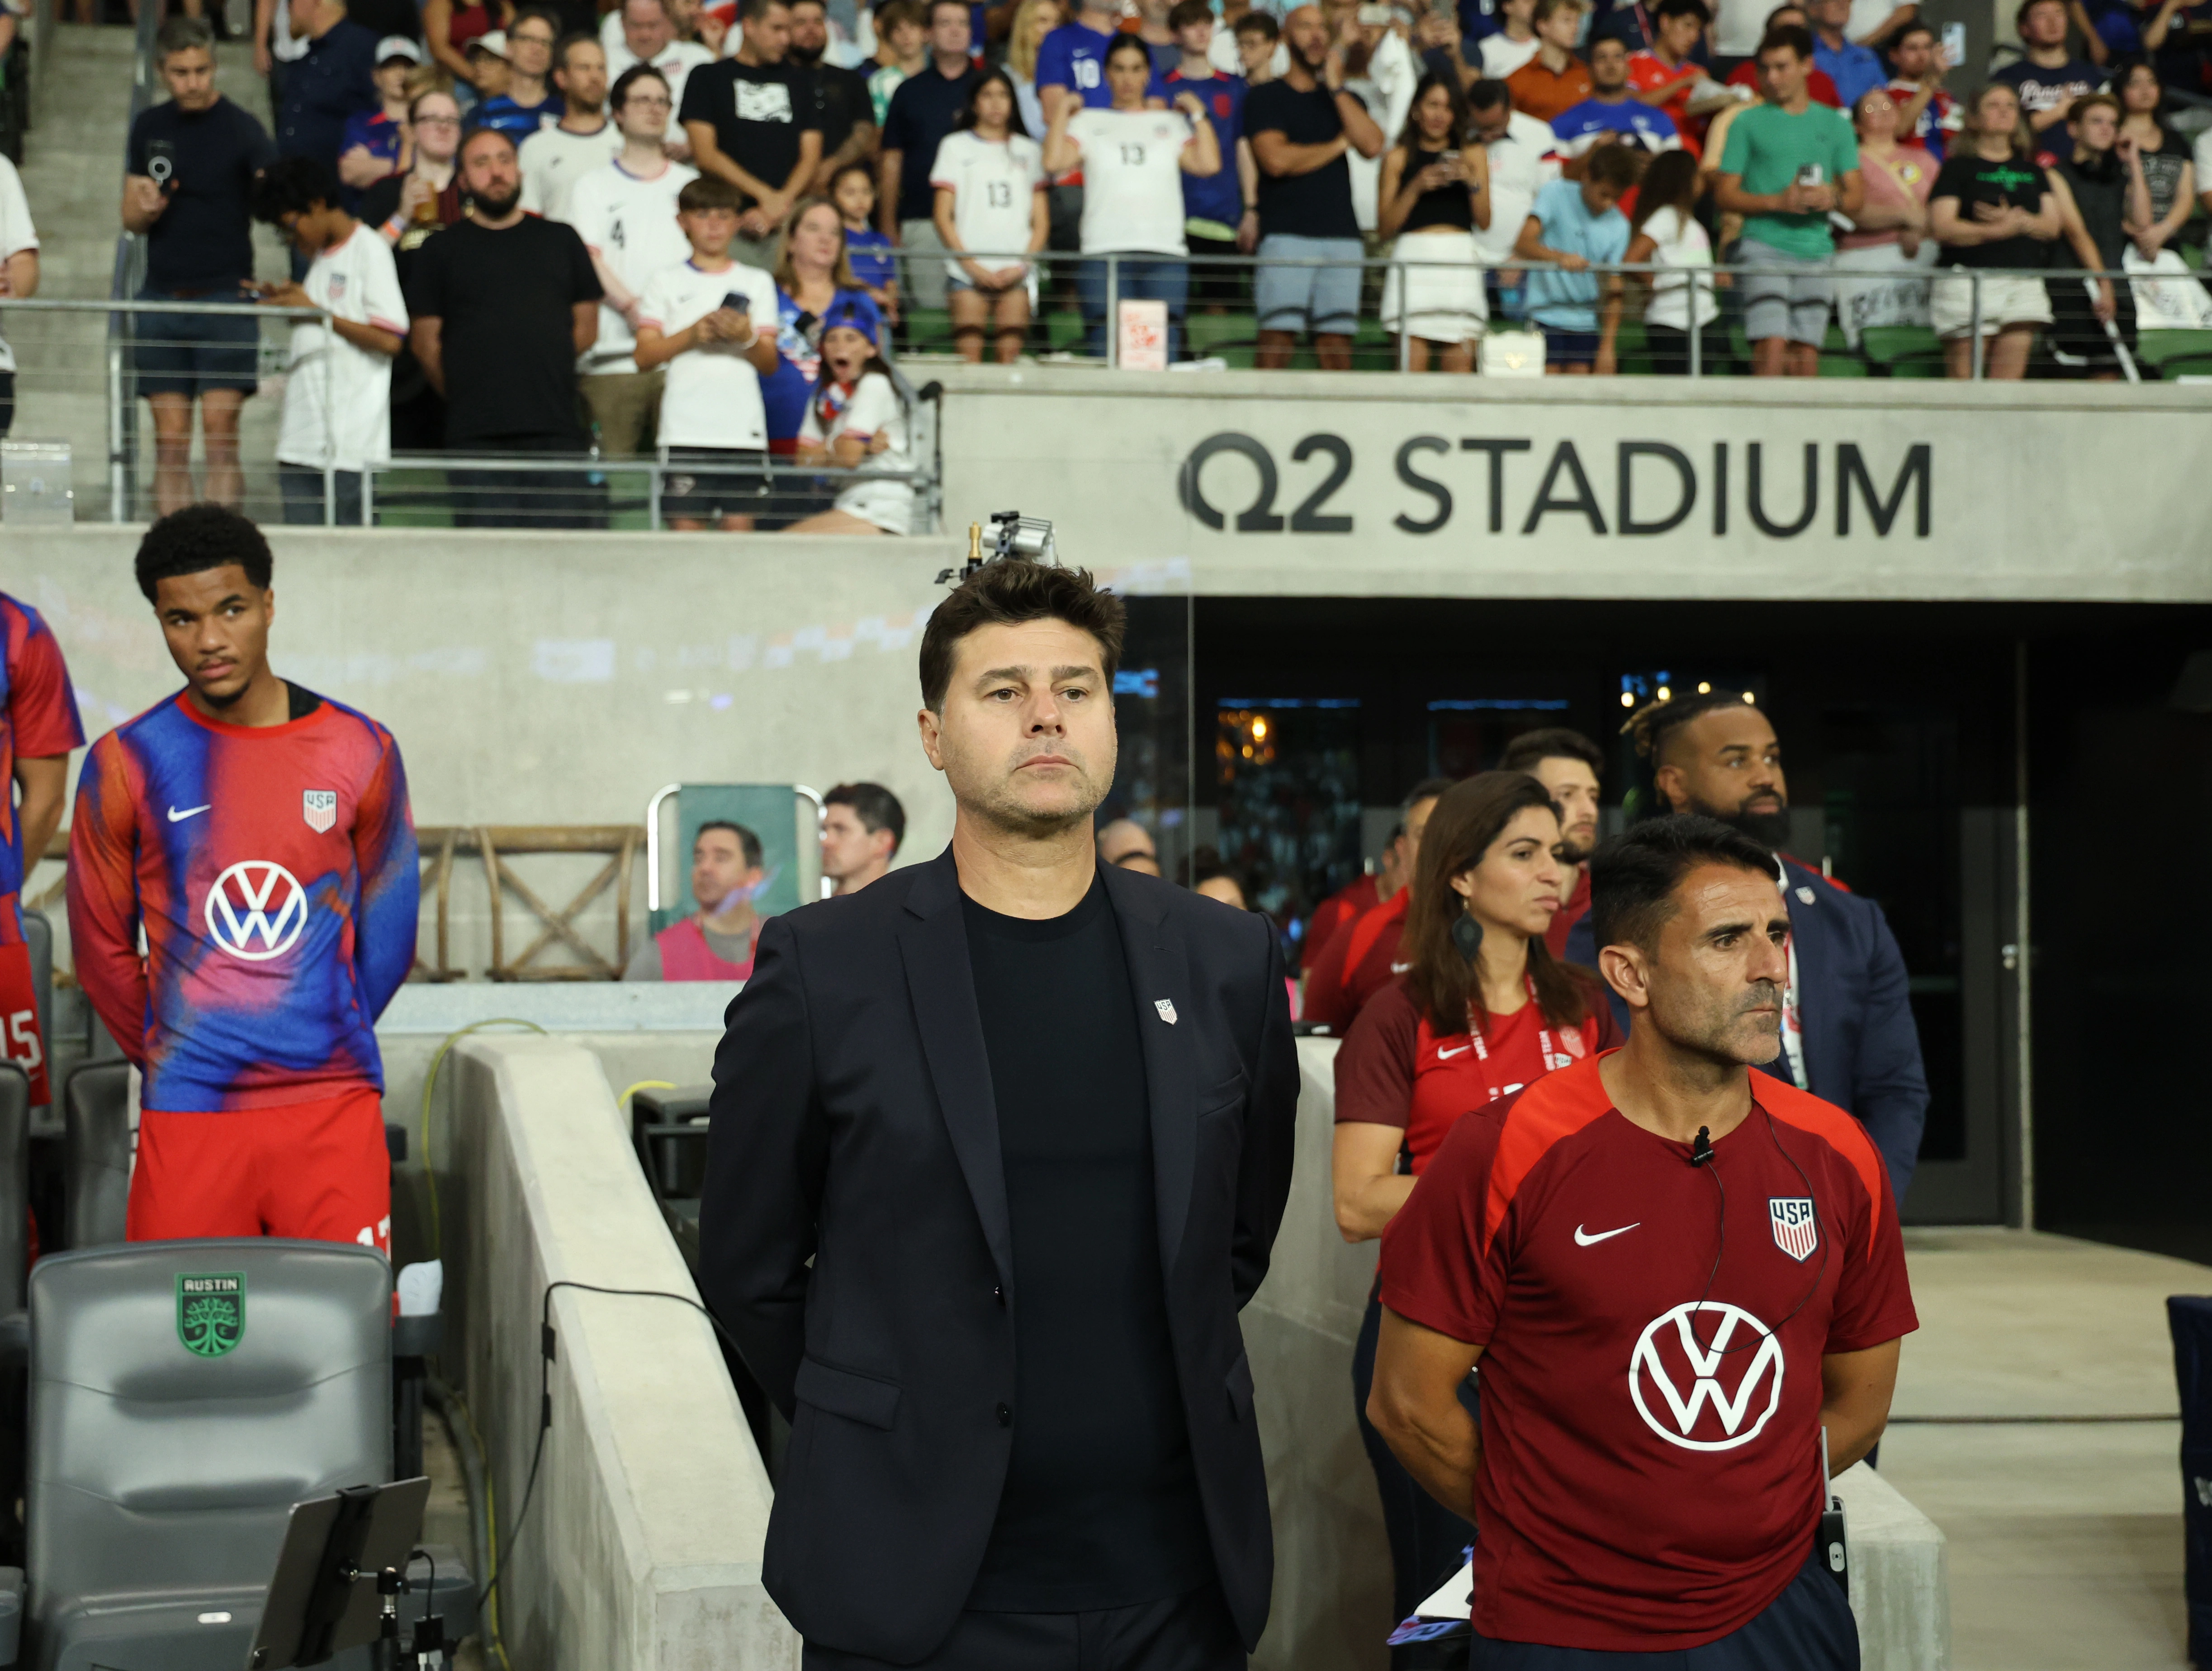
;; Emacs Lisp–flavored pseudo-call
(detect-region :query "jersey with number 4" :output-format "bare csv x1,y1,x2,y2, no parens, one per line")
1378,1053,1917,1651
66,690,418,1112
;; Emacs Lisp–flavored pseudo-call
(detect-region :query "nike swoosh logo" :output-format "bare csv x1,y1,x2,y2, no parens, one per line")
166,804,210,823
1437,1043,1473,1060
1574,1222,1640,1246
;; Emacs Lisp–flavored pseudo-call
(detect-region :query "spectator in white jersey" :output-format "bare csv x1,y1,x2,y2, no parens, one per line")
633,174,782,529
820,780,905,894
604,0,714,116
520,33,624,218
1042,32,1221,360
252,157,408,524
562,63,700,455
787,296,916,534
932,68,1050,361
0,149,36,438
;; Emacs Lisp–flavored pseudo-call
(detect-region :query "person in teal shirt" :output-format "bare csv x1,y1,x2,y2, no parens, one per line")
1715,23,1862,375
1513,142,1639,372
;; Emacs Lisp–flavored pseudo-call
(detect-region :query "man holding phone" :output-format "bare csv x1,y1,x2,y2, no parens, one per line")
1884,22,1960,161
123,17,279,515
1713,22,1861,375
631,174,782,531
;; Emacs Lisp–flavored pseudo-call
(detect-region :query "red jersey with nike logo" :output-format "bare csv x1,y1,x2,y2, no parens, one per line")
1378,1053,1916,1650
1302,888,1407,1031
1335,975,1621,1173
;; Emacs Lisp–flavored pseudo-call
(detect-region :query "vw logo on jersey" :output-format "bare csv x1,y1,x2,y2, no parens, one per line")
1628,1302,1785,1453
204,861,309,961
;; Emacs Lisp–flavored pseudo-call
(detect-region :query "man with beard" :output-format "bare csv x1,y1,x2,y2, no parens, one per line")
407,125,604,525
1500,727,1604,959
788,0,878,194
1623,689,1927,1202
701,555,1297,1668
1368,814,1913,1667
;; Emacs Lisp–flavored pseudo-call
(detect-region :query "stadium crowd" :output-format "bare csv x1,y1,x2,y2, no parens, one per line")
0,0,2207,516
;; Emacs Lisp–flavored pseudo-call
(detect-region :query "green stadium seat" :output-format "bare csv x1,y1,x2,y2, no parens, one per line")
2134,328,2212,377
901,308,953,351
1185,312,1258,357
1817,353,1868,376
1044,310,1085,352
1859,325,1946,378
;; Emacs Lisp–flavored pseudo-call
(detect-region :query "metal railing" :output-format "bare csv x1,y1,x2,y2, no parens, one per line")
877,246,2210,380
105,0,164,519
0,295,945,528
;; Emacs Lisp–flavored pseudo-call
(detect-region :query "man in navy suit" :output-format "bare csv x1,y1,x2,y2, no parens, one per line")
1569,690,1928,1203
701,554,1298,1669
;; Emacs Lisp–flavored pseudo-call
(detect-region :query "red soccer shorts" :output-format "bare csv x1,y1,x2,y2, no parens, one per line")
127,1083,391,1255
0,940,52,1105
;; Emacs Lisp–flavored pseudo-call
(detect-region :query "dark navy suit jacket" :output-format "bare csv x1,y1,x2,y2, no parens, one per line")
699,850,1299,1661
1563,854,1928,1203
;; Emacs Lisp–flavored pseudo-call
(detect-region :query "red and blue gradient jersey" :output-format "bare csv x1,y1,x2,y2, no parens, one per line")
0,594,86,942
66,689,418,1112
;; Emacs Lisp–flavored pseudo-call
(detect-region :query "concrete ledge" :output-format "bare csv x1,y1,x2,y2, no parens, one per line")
452,1035,796,1670
1251,1037,1950,1671
381,981,741,1035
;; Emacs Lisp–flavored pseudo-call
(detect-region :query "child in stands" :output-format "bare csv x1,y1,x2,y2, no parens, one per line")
788,298,914,535
834,161,902,326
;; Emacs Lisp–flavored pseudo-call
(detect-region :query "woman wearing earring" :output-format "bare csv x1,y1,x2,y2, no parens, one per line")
1332,770,1623,1649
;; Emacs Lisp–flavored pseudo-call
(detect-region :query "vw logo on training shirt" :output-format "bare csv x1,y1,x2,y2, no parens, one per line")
204,860,309,961
1628,1302,1785,1453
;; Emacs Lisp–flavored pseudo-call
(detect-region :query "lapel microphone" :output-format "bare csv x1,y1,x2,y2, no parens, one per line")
1690,1126,1715,1167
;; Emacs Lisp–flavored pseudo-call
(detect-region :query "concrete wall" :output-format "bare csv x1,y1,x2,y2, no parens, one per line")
1253,1036,1953,1671
449,1033,797,1671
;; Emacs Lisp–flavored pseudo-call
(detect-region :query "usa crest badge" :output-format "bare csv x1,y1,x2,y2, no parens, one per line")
177,1272,246,1358
1768,1197,1819,1263
303,789,337,833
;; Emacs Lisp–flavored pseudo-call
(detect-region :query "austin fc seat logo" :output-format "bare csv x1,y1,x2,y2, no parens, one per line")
1628,1302,1785,1452
204,861,308,961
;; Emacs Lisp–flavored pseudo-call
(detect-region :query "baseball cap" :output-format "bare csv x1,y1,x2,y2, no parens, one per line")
470,28,511,56
375,33,423,62
820,293,882,346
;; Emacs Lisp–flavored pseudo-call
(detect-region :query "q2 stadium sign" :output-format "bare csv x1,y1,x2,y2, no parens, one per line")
1177,431,1930,543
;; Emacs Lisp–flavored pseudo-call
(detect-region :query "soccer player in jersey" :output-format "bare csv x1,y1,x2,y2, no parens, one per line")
0,597,84,1110
1370,815,1915,1668
66,506,418,1252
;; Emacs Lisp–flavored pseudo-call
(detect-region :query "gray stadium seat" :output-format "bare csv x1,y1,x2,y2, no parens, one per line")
17,916,48,1074
0,1064,28,1314
58,1063,128,1251
11,1240,393,1670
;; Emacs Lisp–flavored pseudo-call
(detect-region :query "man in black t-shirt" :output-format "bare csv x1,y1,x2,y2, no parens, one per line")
702,557,1297,1671
123,18,279,516
788,0,877,192
1245,3,1382,367
405,128,605,526
678,0,822,268
878,0,980,310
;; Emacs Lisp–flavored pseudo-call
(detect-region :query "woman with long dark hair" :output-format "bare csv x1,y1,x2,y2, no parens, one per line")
1376,69,1491,371
1333,771,1623,1646
932,67,1048,363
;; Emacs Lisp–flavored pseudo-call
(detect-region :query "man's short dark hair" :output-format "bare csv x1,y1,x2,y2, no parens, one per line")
1500,726,1604,778
1466,75,1509,111
697,819,764,871
740,0,790,21
251,156,341,224
1758,22,1814,57
611,62,672,108
554,29,600,71
918,559,1127,712
1584,140,1646,188
678,173,746,212
825,782,906,852
157,15,214,57
460,123,520,157
1168,0,1213,29
135,505,274,604
925,0,970,24
1621,688,1759,768
1402,776,1454,814
1762,0,1803,21
1654,0,1710,21
2015,0,2063,27
1233,10,1278,37
1588,814,1776,954
514,5,563,34
1892,18,1933,45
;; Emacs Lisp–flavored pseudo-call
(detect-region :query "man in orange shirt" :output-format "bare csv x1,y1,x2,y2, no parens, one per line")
1627,0,1738,152
1505,0,1592,122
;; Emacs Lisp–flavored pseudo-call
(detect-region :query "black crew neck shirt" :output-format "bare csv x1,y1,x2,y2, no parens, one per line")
128,96,278,289
404,215,601,444
881,61,981,221
1246,77,1364,240
1931,149,2050,270
961,877,1213,1612
677,57,821,210
797,56,872,162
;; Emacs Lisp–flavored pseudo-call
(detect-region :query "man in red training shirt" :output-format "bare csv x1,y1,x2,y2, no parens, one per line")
1303,777,1450,1030
68,507,418,1250
0,594,84,1107
1369,814,1914,1666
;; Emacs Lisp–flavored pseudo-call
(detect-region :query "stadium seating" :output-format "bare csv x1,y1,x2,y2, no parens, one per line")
647,783,824,935
2135,328,2212,379
1860,326,1948,379
12,1240,395,1670
59,1064,128,1252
